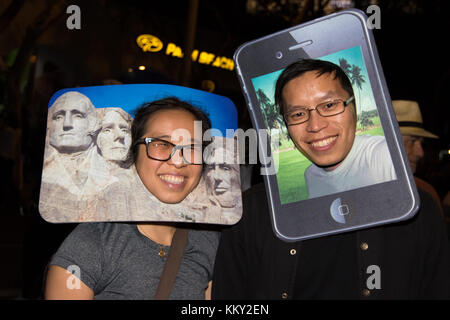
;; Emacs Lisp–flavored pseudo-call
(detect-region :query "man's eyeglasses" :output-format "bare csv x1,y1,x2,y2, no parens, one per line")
284,96,354,126
136,137,204,164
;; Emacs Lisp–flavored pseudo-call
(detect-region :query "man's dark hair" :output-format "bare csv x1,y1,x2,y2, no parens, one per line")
124,97,211,167
274,59,354,115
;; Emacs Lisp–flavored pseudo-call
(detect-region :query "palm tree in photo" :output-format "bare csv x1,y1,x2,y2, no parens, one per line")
338,58,367,128
256,89,284,133
339,58,352,75
256,89,287,148
349,64,365,117
360,112,374,132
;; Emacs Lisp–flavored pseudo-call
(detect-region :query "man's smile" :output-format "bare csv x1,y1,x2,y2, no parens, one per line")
308,135,338,151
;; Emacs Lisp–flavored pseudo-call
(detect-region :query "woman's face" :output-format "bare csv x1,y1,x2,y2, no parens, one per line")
135,109,203,204
97,110,131,161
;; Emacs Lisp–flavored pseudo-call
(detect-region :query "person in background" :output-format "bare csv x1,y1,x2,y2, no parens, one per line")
392,100,444,216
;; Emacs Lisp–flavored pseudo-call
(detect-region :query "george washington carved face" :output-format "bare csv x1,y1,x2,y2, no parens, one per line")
48,91,98,154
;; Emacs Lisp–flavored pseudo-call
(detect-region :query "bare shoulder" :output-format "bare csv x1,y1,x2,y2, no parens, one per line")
45,265,94,300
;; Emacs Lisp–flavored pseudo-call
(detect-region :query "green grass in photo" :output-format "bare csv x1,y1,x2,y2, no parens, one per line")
360,126,384,136
278,138,294,151
276,149,311,204
371,117,381,125
357,116,384,136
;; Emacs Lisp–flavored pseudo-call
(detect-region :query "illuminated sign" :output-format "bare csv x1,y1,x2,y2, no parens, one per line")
136,34,234,71
136,34,164,52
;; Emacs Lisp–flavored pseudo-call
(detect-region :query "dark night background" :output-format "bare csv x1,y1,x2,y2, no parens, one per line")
0,0,449,299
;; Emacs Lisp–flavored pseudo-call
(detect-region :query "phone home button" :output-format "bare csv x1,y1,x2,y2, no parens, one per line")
330,198,350,224
338,204,349,216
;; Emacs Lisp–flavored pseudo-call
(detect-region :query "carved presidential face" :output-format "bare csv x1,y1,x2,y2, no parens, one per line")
97,109,132,161
204,139,240,208
205,163,240,208
48,92,97,154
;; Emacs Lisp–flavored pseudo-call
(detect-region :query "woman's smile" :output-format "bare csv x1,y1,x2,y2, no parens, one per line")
158,174,186,186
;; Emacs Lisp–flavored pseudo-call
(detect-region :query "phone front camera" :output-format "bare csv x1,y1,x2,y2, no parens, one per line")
276,51,283,59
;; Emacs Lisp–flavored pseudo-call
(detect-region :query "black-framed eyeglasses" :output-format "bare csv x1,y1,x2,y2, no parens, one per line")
136,137,204,165
284,96,354,126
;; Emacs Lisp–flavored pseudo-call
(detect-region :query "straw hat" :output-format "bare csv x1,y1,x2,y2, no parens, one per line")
392,100,438,139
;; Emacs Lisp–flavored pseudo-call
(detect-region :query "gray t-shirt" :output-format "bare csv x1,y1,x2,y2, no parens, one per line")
49,222,220,300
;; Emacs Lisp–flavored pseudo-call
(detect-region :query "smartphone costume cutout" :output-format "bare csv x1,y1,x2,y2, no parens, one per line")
39,84,242,225
234,9,419,241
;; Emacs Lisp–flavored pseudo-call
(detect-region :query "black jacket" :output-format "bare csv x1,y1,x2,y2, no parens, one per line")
212,183,450,299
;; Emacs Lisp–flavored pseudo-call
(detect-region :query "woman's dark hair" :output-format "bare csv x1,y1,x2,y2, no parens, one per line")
124,97,212,167
274,59,354,115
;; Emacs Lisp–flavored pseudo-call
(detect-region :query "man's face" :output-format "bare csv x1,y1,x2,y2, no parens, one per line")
402,135,424,174
282,71,357,170
48,93,95,153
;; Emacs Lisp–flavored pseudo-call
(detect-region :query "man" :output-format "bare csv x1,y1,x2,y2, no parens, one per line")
274,59,395,198
212,60,450,299
39,91,115,222
393,100,438,172
393,100,444,215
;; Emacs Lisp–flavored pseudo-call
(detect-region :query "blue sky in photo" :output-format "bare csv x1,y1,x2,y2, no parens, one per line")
251,46,377,113
48,84,238,137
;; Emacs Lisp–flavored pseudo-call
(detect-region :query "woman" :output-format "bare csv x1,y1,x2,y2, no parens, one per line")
44,97,219,299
